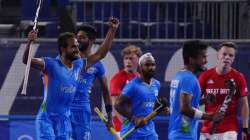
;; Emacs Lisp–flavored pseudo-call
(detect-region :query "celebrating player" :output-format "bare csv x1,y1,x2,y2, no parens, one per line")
70,24,113,140
23,17,119,140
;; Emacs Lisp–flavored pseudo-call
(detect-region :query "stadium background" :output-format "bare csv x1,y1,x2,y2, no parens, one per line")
0,0,250,140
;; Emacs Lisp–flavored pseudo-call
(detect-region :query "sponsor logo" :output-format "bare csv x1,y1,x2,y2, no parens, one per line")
207,79,214,84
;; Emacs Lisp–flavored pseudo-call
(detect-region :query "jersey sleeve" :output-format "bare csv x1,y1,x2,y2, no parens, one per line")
198,72,208,96
121,81,134,98
180,75,196,96
110,74,123,96
43,57,54,73
237,73,248,97
96,62,105,78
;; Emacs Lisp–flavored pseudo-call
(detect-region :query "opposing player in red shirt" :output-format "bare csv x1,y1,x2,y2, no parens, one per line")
110,45,142,132
199,42,250,140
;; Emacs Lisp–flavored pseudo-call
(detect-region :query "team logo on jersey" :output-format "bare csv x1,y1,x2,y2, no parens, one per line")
86,67,96,74
60,84,76,94
207,79,214,84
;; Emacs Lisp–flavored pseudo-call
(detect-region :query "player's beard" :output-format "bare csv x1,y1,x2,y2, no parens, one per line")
66,51,80,61
142,69,155,79
78,41,89,52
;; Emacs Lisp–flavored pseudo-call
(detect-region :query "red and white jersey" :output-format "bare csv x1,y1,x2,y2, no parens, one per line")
110,69,139,131
199,68,248,133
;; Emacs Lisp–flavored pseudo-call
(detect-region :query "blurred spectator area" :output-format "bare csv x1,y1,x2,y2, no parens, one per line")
0,0,250,39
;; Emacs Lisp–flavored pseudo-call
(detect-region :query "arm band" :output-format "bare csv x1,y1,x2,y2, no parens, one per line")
193,108,203,119
105,105,113,113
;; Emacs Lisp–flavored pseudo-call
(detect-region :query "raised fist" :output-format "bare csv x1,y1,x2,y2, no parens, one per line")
108,17,119,29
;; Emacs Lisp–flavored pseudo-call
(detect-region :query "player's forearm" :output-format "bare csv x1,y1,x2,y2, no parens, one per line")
115,105,132,120
103,89,112,105
241,97,249,128
96,27,117,59
111,96,123,121
115,99,133,120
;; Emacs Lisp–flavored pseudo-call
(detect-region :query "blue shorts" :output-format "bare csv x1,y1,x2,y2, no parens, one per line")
36,112,71,140
125,134,158,140
71,110,91,140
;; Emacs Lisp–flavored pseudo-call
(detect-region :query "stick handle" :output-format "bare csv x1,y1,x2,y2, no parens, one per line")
121,104,166,139
94,107,122,140
21,44,33,95
21,0,42,95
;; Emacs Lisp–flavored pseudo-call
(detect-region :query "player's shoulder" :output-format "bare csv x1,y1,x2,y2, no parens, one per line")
151,78,160,86
73,58,86,66
230,68,246,79
111,70,126,79
199,68,216,78
43,57,59,64
93,60,104,68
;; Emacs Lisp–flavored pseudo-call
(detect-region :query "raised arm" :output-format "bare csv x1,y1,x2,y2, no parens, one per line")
23,30,44,70
86,17,119,69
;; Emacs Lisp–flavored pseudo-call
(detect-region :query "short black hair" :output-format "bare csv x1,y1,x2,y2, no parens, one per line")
77,24,97,40
182,40,208,65
217,41,238,51
57,32,75,55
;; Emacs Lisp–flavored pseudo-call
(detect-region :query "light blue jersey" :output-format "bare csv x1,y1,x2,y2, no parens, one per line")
36,57,85,140
71,61,105,111
41,57,85,116
70,61,105,140
120,77,160,138
168,70,201,140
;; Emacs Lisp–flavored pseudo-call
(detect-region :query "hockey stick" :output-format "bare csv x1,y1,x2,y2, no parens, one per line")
209,79,236,134
21,0,43,95
94,107,122,140
121,100,167,139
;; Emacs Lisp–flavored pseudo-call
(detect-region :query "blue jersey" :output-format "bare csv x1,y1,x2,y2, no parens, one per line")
70,61,105,111
41,57,86,116
120,77,160,137
168,70,201,140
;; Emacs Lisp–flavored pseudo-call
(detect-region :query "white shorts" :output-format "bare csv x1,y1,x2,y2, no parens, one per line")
200,131,237,140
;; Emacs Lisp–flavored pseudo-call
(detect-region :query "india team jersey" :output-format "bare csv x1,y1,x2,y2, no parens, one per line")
168,70,201,140
120,77,160,137
110,70,139,131
199,68,248,133
41,57,85,116
70,61,105,111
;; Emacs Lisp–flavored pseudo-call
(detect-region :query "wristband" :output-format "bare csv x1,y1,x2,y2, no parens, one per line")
193,108,203,119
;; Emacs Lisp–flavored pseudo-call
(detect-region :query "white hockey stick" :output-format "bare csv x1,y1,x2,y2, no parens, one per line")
21,0,43,95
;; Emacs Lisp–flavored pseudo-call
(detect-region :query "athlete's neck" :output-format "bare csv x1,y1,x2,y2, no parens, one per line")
183,65,196,74
140,75,152,85
124,68,137,74
60,57,73,68
80,45,91,58
215,65,231,75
